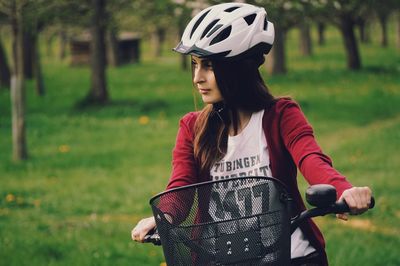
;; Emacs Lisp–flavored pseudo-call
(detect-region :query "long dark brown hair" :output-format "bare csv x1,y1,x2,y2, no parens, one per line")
193,53,276,175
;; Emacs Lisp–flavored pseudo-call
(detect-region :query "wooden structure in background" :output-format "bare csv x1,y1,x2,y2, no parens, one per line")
117,32,141,65
70,32,140,66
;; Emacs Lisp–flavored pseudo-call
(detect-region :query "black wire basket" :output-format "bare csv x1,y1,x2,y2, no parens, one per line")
150,176,292,265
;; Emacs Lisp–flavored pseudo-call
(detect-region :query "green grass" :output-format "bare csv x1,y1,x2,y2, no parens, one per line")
1,24,400,265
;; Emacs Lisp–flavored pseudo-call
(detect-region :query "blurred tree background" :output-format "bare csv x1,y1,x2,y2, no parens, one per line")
1,0,399,161
0,0,399,265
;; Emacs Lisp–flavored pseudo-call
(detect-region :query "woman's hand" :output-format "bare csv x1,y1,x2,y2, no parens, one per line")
336,186,372,220
131,216,156,242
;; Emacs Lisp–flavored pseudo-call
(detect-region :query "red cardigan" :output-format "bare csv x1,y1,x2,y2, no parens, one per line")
166,98,353,265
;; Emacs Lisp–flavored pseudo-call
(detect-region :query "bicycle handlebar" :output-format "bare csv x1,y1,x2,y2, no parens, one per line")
290,196,375,234
143,197,375,245
333,196,375,213
143,228,161,246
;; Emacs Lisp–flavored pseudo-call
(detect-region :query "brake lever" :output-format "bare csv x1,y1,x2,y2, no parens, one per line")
143,228,161,246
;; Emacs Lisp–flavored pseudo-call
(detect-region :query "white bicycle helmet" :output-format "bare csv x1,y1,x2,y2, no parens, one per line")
174,2,274,60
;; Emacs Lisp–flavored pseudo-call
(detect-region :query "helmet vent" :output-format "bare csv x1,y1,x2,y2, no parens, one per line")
224,6,240,12
201,19,220,39
190,10,210,39
244,14,257,25
263,17,268,30
206,24,223,38
210,26,232,45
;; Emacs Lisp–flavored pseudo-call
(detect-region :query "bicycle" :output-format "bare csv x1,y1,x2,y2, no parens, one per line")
143,176,374,265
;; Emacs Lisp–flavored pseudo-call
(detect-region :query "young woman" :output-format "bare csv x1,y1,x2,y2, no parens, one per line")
131,3,372,265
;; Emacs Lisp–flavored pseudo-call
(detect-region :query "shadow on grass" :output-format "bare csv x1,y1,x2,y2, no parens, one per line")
362,65,400,75
72,98,169,116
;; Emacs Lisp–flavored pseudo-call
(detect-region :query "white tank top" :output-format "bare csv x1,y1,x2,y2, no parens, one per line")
210,109,316,258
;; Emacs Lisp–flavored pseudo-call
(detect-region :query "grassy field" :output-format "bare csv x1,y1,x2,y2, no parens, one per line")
1,24,400,266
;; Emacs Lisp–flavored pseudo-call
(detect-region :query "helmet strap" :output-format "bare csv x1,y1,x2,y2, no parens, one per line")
211,101,230,125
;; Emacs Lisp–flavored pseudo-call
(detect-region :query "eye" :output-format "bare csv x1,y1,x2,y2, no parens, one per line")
203,61,213,69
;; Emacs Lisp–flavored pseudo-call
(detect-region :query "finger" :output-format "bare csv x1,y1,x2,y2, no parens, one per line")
353,188,364,210
358,188,367,209
355,187,371,211
131,229,136,241
362,187,372,208
342,192,357,212
336,213,348,221
139,226,154,241
131,228,141,241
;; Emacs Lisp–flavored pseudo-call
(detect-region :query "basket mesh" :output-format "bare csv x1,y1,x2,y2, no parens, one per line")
150,177,291,266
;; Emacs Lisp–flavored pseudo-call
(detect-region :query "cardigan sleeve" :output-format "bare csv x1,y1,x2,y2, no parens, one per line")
278,100,352,197
166,112,199,189
156,112,199,224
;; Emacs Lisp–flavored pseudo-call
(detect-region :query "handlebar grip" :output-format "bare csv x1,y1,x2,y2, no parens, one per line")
333,196,375,214
143,228,161,246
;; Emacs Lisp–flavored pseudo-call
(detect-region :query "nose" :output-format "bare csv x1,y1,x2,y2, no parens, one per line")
193,67,205,84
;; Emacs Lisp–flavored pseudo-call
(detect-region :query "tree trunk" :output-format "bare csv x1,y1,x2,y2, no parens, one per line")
178,21,188,70
339,15,361,70
11,2,28,161
87,0,108,104
357,18,370,43
106,28,119,67
0,35,11,89
23,31,34,79
181,54,188,71
378,14,388,47
266,25,286,75
32,33,45,96
151,27,165,58
317,22,325,46
299,22,312,56
59,30,67,60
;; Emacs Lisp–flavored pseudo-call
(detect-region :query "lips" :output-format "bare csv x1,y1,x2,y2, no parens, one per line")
198,88,211,94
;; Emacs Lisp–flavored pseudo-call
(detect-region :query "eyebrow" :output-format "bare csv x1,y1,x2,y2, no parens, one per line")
191,58,212,66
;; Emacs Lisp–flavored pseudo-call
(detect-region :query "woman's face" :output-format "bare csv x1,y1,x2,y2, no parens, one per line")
191,56,223,104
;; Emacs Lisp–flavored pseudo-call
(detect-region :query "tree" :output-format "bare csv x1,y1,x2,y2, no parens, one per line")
0,30,11,89
2,0,55,96
247,0,317,74
104,0,138,67
299,20,313,56
0,13,11,89
55,0,133,105
106,23,119,67
49,0,112,105
86,0,108,104
173,0,195,70
314,0,373,70
397,10,400,50
0,0,75,160
317,22,326,46
372,0,400,47
356,15,371,44
0,0,29,160
340,12,362,69
268,21,287,74
134,0,176,58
